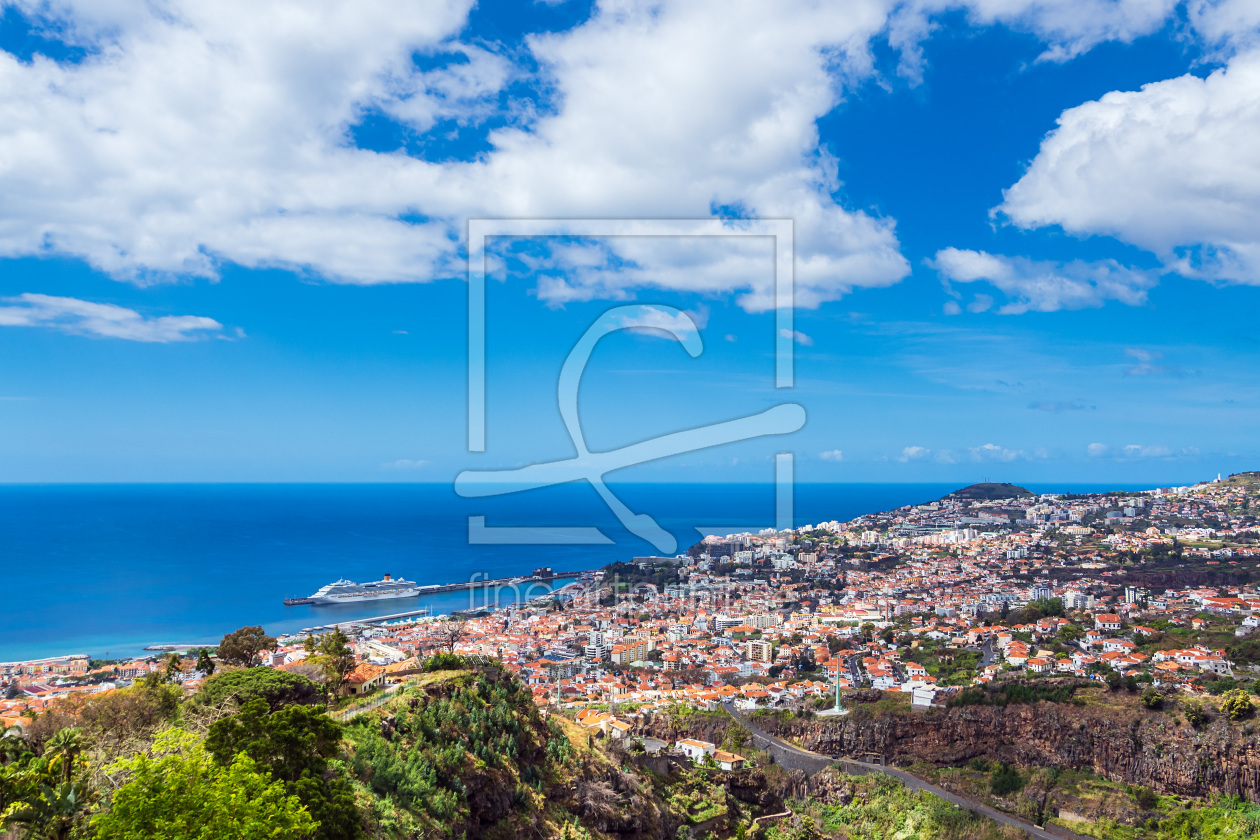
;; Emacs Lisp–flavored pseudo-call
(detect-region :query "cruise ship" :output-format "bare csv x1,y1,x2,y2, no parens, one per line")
284,573,432,606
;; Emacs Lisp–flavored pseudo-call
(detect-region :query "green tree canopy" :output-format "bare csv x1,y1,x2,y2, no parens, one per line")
196,668,324,712
206,699,360,840
309,629,356,694
216,626,278,668
195,648,216,676
92,729,317,840
1029,597,1064,617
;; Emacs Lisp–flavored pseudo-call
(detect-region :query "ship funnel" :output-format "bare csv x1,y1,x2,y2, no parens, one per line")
384,573,391,581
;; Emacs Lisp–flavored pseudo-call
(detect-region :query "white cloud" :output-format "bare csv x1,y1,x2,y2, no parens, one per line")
949,0,1178,62
612,305,706,340
969,442,1023,462
899,445,931,462
932,248,1156,313
1122,444,1173,458
966,293,994,313
0,293,224,341
0,1,1205,310
779,328,813,346
885,1,1177,80
1124,347,1185,376
1187,0,1260,57
1087,442,1110,457
1000,49,1260,284
0,0,916,309
819,449,844,461
897,445,963,463
383,458,429,469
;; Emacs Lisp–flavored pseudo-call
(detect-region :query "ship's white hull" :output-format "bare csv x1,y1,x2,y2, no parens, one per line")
310,588,420,605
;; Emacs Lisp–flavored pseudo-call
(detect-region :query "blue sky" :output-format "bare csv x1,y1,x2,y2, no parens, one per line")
1,0,1259,485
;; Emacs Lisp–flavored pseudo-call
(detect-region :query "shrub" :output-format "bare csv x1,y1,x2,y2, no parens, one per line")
1141,687,1164,710
1183,699,1209,728
343,669,553,829
422,652,468,672
1220,689,1256,721
1207,677,1238,696
1133,786,1158,809
989,762,1024,796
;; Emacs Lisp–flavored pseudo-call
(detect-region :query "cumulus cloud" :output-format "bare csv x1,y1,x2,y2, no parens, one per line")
886,0,1176,80
961,0,1177,61
611,305,706,340
969,443,1023,462
899,445,932,462
931,248,1156,313
819,449,844,461
1186,0,1260,57
1088,443,1199,459
999,49,1260,284
0,293,224,341
0,1,1212,310
0,0,919,309
896,445,959,463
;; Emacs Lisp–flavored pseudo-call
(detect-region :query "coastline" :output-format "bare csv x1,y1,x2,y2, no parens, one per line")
0,481,1161,662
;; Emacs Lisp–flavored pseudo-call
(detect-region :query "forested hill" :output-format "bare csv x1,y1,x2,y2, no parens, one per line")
946,482,1035,501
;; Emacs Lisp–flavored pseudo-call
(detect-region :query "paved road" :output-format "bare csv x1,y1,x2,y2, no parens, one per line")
723,703,1088,840
724,703,835,775
980,636,998,668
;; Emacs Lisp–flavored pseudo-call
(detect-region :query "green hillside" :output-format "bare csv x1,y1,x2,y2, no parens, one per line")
947,483,1035,501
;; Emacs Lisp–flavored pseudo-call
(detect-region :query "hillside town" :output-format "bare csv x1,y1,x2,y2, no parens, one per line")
6,473,1260,741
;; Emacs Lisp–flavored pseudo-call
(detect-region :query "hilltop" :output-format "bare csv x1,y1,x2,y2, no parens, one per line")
946,482,1035,501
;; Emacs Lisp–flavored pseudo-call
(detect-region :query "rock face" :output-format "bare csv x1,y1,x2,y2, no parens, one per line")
755,701,1260,801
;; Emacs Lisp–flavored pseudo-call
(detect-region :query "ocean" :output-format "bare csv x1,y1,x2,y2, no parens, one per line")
0,482,1150,661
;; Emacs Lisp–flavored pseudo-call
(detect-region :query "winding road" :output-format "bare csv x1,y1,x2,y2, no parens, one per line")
722,702,1090,840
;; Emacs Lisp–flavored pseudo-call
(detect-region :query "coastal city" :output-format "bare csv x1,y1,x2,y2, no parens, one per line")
6,473,1260,736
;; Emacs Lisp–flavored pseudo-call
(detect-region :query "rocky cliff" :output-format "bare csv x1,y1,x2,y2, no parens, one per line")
754,696,1260,802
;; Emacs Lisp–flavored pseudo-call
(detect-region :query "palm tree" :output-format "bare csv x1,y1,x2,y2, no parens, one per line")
43,729,85,787
2,729,93,840
1,780,93,840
